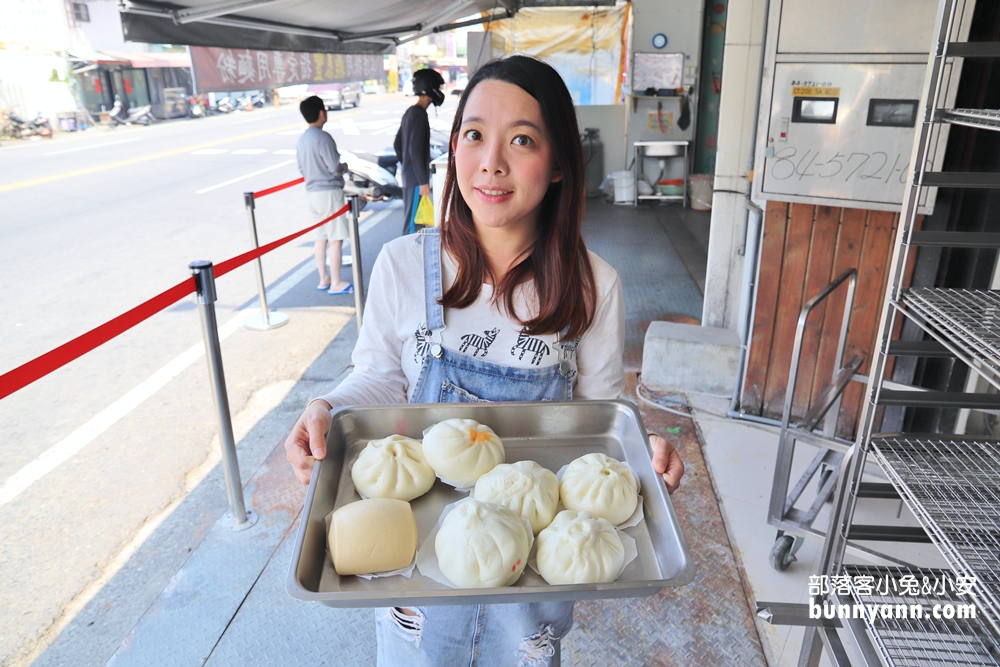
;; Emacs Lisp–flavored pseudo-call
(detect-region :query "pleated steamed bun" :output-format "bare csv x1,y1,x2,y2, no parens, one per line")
435,499,531,588
473,460,559,534
422,419,505,488
351,435,435,501
536,510,625,585
559,453,639,525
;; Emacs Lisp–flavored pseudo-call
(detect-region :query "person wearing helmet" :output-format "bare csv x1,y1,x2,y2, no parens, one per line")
394,68,445,234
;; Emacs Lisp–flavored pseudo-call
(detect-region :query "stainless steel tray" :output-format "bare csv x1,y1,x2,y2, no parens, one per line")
286,400,694,607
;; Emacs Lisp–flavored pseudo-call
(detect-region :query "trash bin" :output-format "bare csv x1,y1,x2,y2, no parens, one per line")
56,112,77,132
611,171,635,204
689,174,714,211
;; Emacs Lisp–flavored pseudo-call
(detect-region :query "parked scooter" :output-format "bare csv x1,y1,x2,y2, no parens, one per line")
187,96,204,118
109,98,157,126
3,111,53,139
340,151,402,201
214,96,235,114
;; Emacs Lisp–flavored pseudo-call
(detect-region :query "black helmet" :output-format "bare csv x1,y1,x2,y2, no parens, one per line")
411,68,445,106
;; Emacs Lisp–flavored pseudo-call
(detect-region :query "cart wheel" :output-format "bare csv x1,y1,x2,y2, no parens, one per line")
769,535,796,571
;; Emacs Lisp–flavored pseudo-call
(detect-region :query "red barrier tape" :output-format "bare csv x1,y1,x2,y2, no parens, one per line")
253,176,304,199
0,202,350,401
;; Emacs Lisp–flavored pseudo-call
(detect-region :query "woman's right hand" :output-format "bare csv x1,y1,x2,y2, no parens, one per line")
284,399,333,485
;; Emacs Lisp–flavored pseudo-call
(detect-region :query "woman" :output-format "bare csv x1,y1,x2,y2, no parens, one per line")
285,55,684,667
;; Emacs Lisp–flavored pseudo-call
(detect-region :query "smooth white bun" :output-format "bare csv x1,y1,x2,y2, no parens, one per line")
536,510,625,585
328,498,417,576
559,453,639,525
473,460,559,534
351,435,435,501
435,499,531,588
422,419,505,488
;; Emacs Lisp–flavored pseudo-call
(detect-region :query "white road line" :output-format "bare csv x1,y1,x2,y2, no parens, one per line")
0,200,400,509
340,117,359,135
276,128,304,136
195,160,295,194
273,149,297,155
43,138,141,156
231,148,268,155
191,148,229,155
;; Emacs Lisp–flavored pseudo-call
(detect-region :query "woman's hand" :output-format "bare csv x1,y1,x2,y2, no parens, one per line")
284,399,333,485
649,434,684,494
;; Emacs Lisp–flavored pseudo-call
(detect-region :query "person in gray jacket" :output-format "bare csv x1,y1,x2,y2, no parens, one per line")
297,95,353,295
394,68,445,235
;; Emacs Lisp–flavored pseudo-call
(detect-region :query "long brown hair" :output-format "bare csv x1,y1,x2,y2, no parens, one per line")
439,55,596,340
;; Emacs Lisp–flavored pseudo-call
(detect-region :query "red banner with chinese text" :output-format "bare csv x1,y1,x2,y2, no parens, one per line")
190,47,384,92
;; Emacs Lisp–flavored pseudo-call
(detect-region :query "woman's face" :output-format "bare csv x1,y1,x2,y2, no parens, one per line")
453,80,561,236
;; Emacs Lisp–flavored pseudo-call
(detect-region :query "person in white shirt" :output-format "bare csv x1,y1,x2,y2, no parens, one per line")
284,56,683,666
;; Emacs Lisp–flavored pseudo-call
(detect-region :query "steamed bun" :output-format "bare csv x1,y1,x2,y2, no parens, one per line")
473,460,558,534
351,434,435,501
435,499,531,588
422,419,505,488
559,453,639,525
536,510,625,585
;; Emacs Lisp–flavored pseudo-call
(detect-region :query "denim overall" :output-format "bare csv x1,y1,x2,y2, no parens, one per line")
376,229,576,667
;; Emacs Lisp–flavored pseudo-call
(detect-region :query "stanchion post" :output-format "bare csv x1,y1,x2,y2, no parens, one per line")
348,195,365,330
190,260,258,531
243,191,289,331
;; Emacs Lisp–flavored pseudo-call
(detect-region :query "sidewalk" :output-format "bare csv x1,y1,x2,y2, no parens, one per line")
33,200,802,666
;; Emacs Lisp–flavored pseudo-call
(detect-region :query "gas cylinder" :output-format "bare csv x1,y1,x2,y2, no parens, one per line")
582,128,604,198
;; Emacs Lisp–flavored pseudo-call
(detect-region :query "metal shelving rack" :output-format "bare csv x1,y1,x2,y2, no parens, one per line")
801,0,1000,664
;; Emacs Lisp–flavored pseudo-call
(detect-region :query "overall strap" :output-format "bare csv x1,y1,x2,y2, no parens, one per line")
421,228,447,336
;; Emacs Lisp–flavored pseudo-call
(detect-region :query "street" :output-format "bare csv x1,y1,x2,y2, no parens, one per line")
0,92,457,665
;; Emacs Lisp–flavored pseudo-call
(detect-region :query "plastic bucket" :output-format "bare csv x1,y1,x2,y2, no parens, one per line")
612,170,635,203
689,174,714,211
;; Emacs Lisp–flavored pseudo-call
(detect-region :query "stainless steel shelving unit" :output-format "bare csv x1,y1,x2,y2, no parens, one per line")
801,0,1000,664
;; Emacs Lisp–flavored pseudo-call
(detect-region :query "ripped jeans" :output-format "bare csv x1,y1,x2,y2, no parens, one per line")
376,602,574,667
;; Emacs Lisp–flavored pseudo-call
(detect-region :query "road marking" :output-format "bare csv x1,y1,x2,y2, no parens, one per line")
0,122,302,193
276,129,305,135
195,160,295,194
0,201,399,509
231,148,268,155
340,117,359,135
191,148,229,155
273,148,297,155
43,138,140,156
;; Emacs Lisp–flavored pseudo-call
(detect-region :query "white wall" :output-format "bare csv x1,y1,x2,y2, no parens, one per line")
701,0,768,332
626,0,704,167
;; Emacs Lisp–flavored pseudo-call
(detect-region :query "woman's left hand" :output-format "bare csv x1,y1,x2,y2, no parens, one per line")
649,434,684,494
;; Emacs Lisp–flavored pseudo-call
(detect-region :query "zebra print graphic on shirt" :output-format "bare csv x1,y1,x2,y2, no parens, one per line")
459,327,499,357
414,323,431,362
510,329,551,366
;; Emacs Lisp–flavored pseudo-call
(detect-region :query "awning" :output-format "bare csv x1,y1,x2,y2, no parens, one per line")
96,49,193,68
118,0,617,54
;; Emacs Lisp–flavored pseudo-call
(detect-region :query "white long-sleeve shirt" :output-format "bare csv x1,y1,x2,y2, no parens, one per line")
317,234,625,408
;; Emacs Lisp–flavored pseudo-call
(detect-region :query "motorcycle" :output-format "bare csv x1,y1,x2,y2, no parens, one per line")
187,96,204,118
109,98,157,126
214,97,235,114
4,111,53,139
340,151,402,201
250,92,266,108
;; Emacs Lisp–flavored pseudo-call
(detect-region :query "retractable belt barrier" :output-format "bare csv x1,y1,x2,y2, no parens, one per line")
0,200,349,402
0,168,374,530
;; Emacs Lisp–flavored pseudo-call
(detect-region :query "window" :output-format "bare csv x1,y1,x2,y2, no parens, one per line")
792,97,839,124
73,3,90,22
867,99,919,127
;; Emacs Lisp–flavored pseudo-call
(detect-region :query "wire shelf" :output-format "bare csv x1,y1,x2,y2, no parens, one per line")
941,109,1000,132
869,437,1000,634
844,565,1000,666
900,289,1000,389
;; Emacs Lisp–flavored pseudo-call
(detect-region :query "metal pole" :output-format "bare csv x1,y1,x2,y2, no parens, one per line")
190,261,257,531
243,191,289,331
348,195,365,330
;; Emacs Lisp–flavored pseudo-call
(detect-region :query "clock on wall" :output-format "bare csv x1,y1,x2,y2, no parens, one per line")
652,33,667,49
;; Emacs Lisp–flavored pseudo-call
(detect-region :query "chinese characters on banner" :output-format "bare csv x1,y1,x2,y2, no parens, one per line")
190,47,384,92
